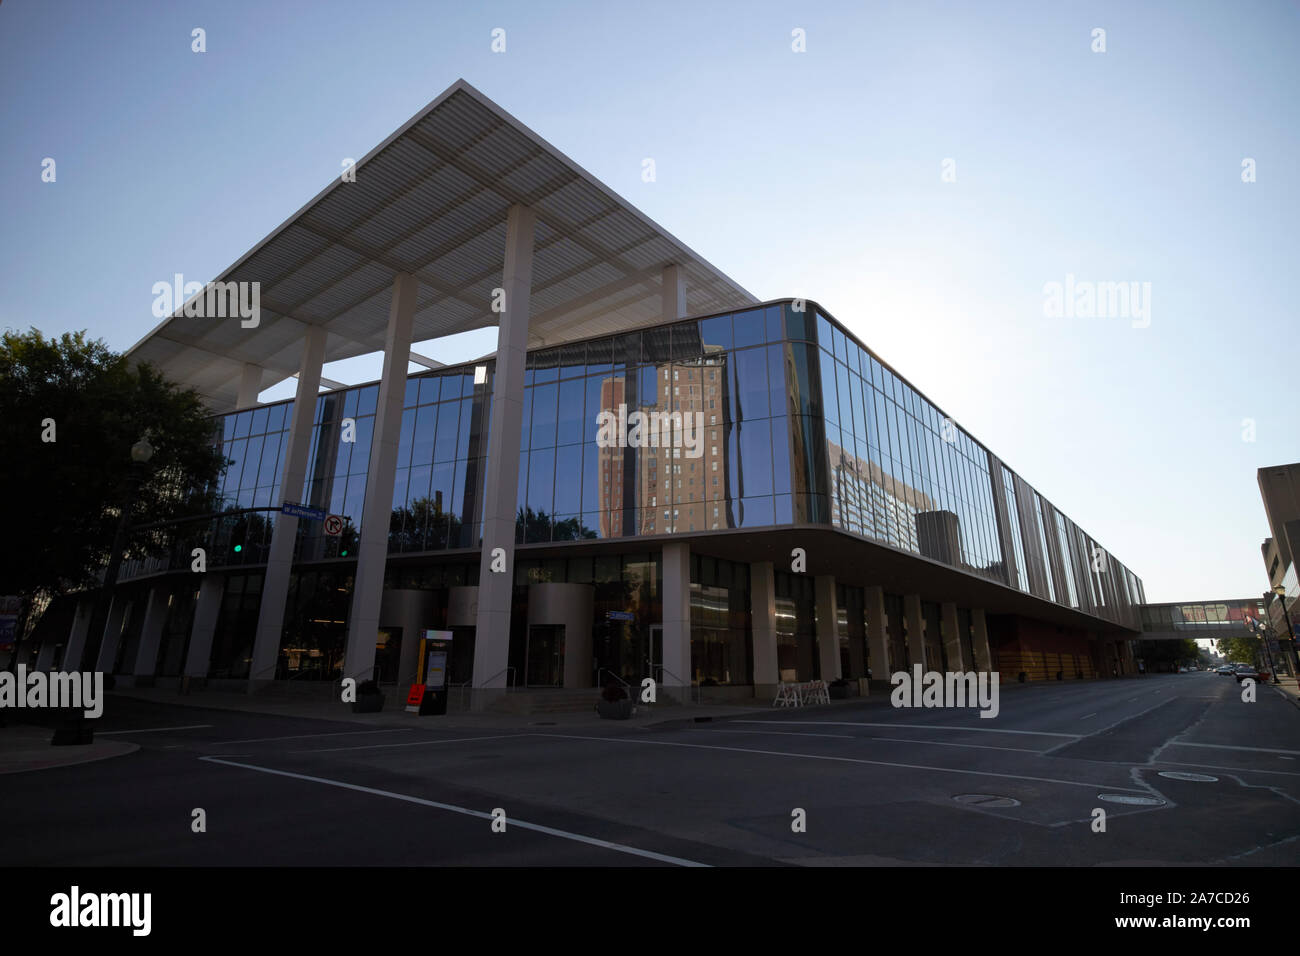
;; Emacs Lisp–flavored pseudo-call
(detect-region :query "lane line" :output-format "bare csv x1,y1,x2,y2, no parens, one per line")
1079,713,1097,720
198,756,708,867
1153,760,1300,778
733,720,1080,739
694,729,855,740
534,733,1148,793
97,724,213,735
213,728,415,746
290,733,529,754
845,735,1038,754
1168,741,1300,757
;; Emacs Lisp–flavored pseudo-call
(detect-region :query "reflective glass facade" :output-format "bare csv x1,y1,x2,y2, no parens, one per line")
120,297,1143,634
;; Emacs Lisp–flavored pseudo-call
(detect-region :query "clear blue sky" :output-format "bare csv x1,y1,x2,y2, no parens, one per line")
2,0,1297,602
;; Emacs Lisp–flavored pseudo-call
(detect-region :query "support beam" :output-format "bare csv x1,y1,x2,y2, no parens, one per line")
971,608,992,672
473,204,536,703
407,351,444,369
864,586,889,681
60,600,93,672
34,635,58,672
661,263,687,322
185,576,225,678
249,325,328,686
815,575,842,681
236,363,263,408
344,273,418,686
750,561,779,696
292,371,348,390
905,594,926,670
129,588,171,680
941,601,969,671
94,596,130,674
661,542,692,696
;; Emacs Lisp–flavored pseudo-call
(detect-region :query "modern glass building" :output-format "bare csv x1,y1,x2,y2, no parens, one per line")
37,81,1146,705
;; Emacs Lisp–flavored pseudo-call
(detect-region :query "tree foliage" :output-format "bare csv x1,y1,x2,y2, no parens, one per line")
1215,635,1263,666
0,328,227,603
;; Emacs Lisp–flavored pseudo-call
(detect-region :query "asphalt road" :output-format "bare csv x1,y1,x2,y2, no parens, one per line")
4,672,1298,866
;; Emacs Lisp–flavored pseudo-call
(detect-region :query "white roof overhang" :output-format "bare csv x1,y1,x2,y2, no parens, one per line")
126,80,757,410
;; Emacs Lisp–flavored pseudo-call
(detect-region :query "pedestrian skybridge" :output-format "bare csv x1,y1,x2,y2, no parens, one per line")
1139,598,1265,640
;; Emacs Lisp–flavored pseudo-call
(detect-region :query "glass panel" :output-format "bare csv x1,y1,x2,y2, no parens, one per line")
733,308,764,349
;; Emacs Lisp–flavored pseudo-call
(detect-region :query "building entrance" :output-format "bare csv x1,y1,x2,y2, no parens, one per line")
525,624,564,687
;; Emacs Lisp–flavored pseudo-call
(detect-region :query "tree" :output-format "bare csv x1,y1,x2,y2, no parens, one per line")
0,329,227,635
1216,635,1262,666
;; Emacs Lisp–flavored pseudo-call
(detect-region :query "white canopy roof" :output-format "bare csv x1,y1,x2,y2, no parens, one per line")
127,79,758,410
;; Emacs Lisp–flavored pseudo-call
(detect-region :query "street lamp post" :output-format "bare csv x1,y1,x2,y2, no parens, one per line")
1270,586,1300,681
78,436,154,672
1249,604,1280,684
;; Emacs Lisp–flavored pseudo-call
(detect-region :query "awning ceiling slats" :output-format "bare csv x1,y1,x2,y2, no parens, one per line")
126,80,756,410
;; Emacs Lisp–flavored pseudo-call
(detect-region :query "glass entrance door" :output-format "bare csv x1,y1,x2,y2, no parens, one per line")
525,625,564,687
648,624,663,682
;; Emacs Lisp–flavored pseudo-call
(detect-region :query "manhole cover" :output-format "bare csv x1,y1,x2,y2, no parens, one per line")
1097,793,1165,806
952,793,1021,808
1157,771,1218,782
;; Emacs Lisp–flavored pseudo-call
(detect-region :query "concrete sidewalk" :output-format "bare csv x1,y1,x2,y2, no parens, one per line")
105,674,1070,732
0,724,139,774
105,684,830,731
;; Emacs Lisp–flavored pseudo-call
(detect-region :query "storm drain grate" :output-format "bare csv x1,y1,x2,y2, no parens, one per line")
1157,771,1218,782
952,793,1021,808
1097,793,1165,806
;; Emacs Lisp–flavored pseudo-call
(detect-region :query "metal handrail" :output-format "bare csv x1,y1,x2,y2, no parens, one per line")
451,678,473,710
480,665,516,689
646,659,699,705
596,668,632,697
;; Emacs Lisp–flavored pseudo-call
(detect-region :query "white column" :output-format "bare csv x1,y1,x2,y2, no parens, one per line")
236,363,263,408
815,575,841,681
184,576,225,678
971,608,992,672
249,325,327,685
661,263,687,322
751,561,778,693
60,600,93,671
344,273,418,686
130,587,171,678
864,586,889,681
662,541,692,696
473,204,536,700
941,601,968,671
905,594,926,671
94,595,130,673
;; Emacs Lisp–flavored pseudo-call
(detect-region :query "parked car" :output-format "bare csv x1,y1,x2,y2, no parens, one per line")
1216,664,1235,675
1233,664,1259,683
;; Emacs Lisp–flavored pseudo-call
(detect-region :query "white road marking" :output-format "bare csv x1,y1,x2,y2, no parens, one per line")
1169,741,1300,757
290,733,529,754
848,735,1039,754
734,720,1080,739
199,756,709,867
536,733,1148,793
695,729,855,740
1154,760,1300,778
1080,713,1096,720
98,724,213,735
214,728,414,746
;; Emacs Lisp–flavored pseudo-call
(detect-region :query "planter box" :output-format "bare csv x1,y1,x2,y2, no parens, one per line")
352,693,385,713
596,698,634,719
